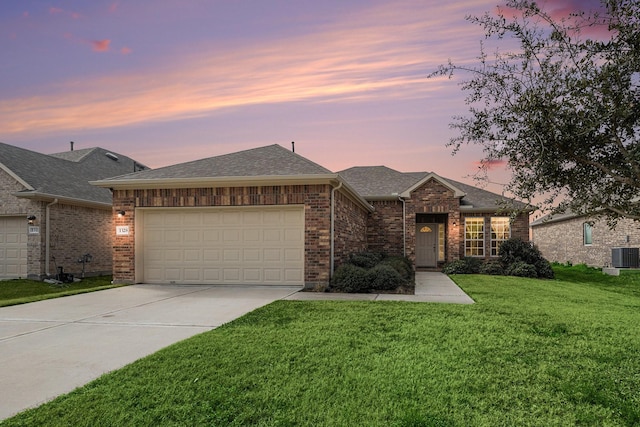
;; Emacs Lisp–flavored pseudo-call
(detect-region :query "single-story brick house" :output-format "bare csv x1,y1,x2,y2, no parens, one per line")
0,142,146,280
531,211,640,267
92,144,530,288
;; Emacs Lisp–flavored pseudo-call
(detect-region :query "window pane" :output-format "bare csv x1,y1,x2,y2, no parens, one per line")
464,218,485,257
583,223,592,245
490,217,511,256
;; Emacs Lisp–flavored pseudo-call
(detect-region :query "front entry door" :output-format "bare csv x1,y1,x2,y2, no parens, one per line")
416,223,437,267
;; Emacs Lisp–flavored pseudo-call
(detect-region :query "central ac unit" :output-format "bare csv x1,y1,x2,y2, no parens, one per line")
612,248,639,268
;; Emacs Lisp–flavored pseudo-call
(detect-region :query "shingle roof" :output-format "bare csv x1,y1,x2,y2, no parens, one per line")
100,144,332,181
338,165,527,211
0,143,146,205
338,166,427,197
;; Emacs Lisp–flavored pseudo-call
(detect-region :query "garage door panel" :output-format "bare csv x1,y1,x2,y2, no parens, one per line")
0,217,28,279
243,269,261,282
141,207,303,285
243,229,261,241
203,249,220,262
184,269,201,281
223,269,241,281
203,268,221,281
263,229,281,242
203,229,220,243
284,248,302,261
243,248,261,262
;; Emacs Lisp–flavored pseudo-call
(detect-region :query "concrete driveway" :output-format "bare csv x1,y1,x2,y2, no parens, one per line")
0,284,300,420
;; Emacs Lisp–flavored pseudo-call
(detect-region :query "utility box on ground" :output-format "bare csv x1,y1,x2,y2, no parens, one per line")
611,247,640,268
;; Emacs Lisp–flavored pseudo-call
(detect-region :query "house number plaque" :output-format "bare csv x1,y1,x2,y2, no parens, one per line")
116,225,130,236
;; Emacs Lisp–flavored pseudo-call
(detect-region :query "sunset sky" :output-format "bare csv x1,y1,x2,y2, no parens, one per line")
1,0,602,195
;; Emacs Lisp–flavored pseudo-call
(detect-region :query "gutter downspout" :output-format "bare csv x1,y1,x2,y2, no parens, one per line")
398,196,406,257
330,181,343,277
45,198,59,276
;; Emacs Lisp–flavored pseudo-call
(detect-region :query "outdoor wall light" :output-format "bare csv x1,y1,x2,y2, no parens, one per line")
117,210,126,217
452,219,457,227
27,215,36,224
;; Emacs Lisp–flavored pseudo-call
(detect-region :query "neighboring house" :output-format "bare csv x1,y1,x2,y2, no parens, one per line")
93,144,530,289
531,212,640,267
0,142,147,280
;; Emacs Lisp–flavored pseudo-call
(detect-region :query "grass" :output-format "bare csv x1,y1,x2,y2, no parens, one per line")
2,266,640,426
0,276,122,307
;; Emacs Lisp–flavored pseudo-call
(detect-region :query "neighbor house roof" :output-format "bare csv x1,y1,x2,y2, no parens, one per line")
338,165,528,212
530,210,582,227
0,143,146,207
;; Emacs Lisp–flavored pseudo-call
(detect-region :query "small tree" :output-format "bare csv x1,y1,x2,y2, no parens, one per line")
431,0,640,226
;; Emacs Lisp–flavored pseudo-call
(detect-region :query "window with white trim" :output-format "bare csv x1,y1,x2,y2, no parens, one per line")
465,218,485,257
438,223,445,261
583,222,593,245
491,217,511,256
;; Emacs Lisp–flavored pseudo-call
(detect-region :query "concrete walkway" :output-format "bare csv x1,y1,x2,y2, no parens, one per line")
0,285,300,420
285,272,475,304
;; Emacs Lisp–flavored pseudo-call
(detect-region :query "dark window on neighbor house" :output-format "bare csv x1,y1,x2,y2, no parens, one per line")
491,217,511,256
583,222,593,245
465,217,485,257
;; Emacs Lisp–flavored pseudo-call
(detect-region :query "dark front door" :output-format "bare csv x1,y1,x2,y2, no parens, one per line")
416,223,437,267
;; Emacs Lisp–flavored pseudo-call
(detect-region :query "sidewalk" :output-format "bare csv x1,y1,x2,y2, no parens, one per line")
284,271,474,304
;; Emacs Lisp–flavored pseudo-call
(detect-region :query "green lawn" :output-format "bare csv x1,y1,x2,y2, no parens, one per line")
3,267,640,426
0,276,122,307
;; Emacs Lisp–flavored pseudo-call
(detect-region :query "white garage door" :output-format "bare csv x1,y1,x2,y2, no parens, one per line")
0,217,28,279
139,206,304,285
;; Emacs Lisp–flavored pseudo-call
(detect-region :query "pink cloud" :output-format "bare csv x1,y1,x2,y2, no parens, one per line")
474,158,507,169
109,2,119,13
22,11,29,17
121,46,132,55
49,6,82,19
92,39,111,52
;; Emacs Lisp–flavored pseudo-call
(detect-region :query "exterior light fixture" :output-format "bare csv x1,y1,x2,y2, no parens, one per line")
452,219,457,227
27,215,36,224
117,210,126,217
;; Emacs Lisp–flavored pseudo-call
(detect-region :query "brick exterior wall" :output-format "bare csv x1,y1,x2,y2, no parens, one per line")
333,190,369,269
367,200,404,256
532,216,640,267
47,203,113,278
405,179,461,265
111,185,335,288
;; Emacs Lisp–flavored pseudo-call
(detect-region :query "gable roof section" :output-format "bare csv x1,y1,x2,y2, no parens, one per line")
337,166,425,199
339,165,528,212
400,172,466,199
0,143,145,207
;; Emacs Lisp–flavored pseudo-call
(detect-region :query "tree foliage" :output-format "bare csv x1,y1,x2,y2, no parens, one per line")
431,0,640,225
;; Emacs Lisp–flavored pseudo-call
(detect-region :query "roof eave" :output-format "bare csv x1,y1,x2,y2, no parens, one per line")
12,191,112,209
90,174,343,189
0,162,34,190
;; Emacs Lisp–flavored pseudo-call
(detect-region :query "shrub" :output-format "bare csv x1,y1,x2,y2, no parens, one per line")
348,251,385,269
464,257,483,274
507,261,538,278
499,238,555,279
380,256,413,281
443,259,469,274
442,257,482,275
330,264,370,293
368,264,406,291
479,260,505,275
